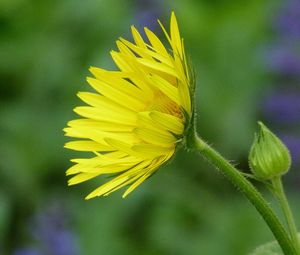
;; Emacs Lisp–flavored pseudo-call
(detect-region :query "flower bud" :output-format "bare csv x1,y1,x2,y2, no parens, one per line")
249,122,291,180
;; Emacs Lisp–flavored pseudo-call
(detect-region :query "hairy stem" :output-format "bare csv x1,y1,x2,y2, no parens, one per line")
272,176,300,253
193,134,298,255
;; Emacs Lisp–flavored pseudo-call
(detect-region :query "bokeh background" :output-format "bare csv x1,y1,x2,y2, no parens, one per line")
0,0,299,254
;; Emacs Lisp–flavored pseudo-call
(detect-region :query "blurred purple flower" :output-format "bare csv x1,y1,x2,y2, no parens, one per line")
262,91,300,124
261,0,300,167
274,0,300,38
13,248,42,255
281,135,300,163
134,0,164,37
135,10,161,32
265,47,300,76
32,204,78,255
38,229,77,255
14,202,78,255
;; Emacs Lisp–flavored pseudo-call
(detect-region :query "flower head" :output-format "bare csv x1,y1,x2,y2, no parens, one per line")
249,122,291,180
64,12,193,199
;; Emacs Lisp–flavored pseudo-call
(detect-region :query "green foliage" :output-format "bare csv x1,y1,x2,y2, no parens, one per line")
249,234,300,255
250,240,283,255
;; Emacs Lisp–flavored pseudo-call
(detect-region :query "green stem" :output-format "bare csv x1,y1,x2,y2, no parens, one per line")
272,176,300,253
192,134,298,255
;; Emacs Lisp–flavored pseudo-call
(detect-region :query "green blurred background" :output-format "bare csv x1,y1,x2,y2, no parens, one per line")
1,0,299,254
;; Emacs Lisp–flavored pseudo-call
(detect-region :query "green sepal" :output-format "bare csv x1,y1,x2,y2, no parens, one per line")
181,57,206,151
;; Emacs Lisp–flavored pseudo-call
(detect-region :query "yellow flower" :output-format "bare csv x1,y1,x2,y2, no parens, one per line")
64,12,193,199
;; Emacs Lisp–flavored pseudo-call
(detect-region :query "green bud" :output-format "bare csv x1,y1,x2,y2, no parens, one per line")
249,122,291,180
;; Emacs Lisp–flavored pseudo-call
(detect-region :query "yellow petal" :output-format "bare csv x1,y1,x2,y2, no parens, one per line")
86,77,145,112
119,38,173,67
99,151,129,159
149,111,184,134
125,153,173,198
157,19,171,45
131,25,147,49
70,152,127,165
122,172,151,197
77,92,137,115
89,67,149,101
68,172,101,185
67,152,133,175
67,119,134,132
122,155,170,197
103,162,152,196
170,12,183,59
67,161,138,175
137,111,183,136
85,161,149,199
104,138,139,157
137,58,179,78
144,27,169,57
131,144,174,157
64,126,139,145
178,81,191,114
73,106,137,125
118,39,149,59
88,67,126,79
181,38,190,82
134,127,176,147
64,140,113,152
126,72,154,97
148,74,180,105
106,53,154,97
110,50,133,72
116,40,135,57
